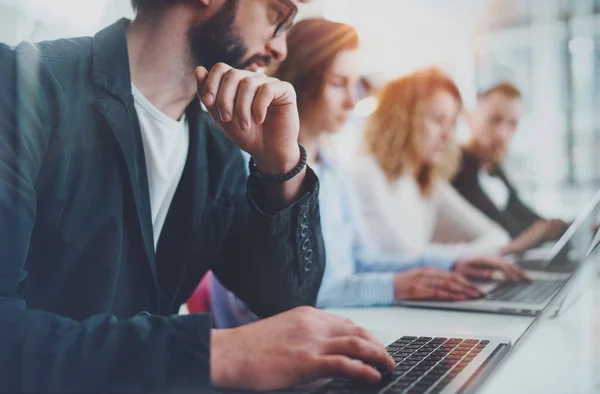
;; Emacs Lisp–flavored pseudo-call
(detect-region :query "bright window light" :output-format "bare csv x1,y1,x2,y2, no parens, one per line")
569,37,594,55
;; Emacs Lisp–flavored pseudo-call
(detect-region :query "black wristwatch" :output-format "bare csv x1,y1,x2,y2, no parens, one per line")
248,144,307,182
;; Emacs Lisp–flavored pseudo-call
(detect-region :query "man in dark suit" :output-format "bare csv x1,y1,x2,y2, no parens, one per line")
453,82,566,247
0,0,393,392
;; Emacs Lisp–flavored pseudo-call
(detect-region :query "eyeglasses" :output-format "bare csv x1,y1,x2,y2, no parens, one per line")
271,0,298,39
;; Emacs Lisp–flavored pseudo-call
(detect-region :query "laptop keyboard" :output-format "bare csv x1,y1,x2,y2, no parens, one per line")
313,336,489,394
485,279,563,303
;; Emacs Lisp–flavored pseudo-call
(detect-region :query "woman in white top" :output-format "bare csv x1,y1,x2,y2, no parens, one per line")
354,68,532,269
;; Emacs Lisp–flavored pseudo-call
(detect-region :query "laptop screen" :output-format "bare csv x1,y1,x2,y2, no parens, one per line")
540,190,600,268
482,191,600,351
479,194,600,393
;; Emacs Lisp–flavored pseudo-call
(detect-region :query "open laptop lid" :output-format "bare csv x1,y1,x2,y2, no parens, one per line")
478,233,598,393
533,191,600,316
584,210,600,260
548,191,600,316
538,190,600,269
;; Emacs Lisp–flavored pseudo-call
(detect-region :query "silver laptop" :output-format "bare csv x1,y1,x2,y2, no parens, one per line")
477,238,600,393
398,191,600,316
255,334,506,394
219,334,511,394
281,230,600,394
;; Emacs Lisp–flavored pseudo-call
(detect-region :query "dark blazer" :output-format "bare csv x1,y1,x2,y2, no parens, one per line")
452,149,541,238
0,19,324,393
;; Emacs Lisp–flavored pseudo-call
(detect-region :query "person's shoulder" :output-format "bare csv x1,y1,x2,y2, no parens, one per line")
12,37,93,92
15,36,92,60
318,148,343,172
0,43,13,55
435,179,454,195
318,152,351,188
0,43,15,68
435,179,472,208
351,155,399,202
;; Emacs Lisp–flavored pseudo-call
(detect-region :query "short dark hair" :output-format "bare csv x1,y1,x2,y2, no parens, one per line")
478,82,522,100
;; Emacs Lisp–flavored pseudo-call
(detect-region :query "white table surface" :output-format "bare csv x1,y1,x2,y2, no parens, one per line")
326,269,600,394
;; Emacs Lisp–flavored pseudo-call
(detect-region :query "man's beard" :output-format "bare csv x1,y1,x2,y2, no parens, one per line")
187,0,271,71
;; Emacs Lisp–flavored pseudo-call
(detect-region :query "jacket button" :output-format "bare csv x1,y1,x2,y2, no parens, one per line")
304,249,313,261
301,238,311,251
300,225,309,238
300,203,309,216
304,261,313,272
300,215,308,226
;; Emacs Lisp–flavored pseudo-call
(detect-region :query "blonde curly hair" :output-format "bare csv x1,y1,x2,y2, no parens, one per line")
363,67,463,196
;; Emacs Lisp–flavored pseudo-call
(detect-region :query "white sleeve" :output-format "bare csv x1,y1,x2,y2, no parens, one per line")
351,160,459,266
351,160,408,255
431,181,510,256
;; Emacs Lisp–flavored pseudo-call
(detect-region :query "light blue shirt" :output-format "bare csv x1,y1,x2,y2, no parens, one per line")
209,150,455,328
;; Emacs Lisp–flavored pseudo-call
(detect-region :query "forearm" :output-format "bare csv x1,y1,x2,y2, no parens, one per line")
253,146,306,210
317,273,395,308
258,167,307,209
213,168,325,318
500,222,545,255
426,238,507,258
0,305,212,392
356,249,456,273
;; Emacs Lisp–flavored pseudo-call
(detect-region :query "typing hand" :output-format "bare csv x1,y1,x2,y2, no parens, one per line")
393,267,484,301
453,256,530,283
195,63,300,175
210,307,394,391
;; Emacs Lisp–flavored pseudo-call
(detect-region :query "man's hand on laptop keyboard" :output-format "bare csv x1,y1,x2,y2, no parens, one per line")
393,267,484,301
453,256,531,283
209,306,395,391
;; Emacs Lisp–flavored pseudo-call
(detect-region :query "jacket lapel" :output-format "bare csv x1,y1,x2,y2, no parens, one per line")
90,19,159,302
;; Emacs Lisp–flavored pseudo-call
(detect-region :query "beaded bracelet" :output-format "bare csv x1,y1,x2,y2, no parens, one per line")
248,144,307,183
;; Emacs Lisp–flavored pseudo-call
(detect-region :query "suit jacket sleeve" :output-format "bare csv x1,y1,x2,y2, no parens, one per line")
211,153,325,318
0,44,214,393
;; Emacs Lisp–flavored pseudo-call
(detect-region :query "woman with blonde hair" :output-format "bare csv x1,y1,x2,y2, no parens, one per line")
192,21,530,328
353,67,532,267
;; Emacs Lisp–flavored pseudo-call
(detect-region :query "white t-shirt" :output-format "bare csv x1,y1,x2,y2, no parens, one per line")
132,85,190,248
477,169,510,212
